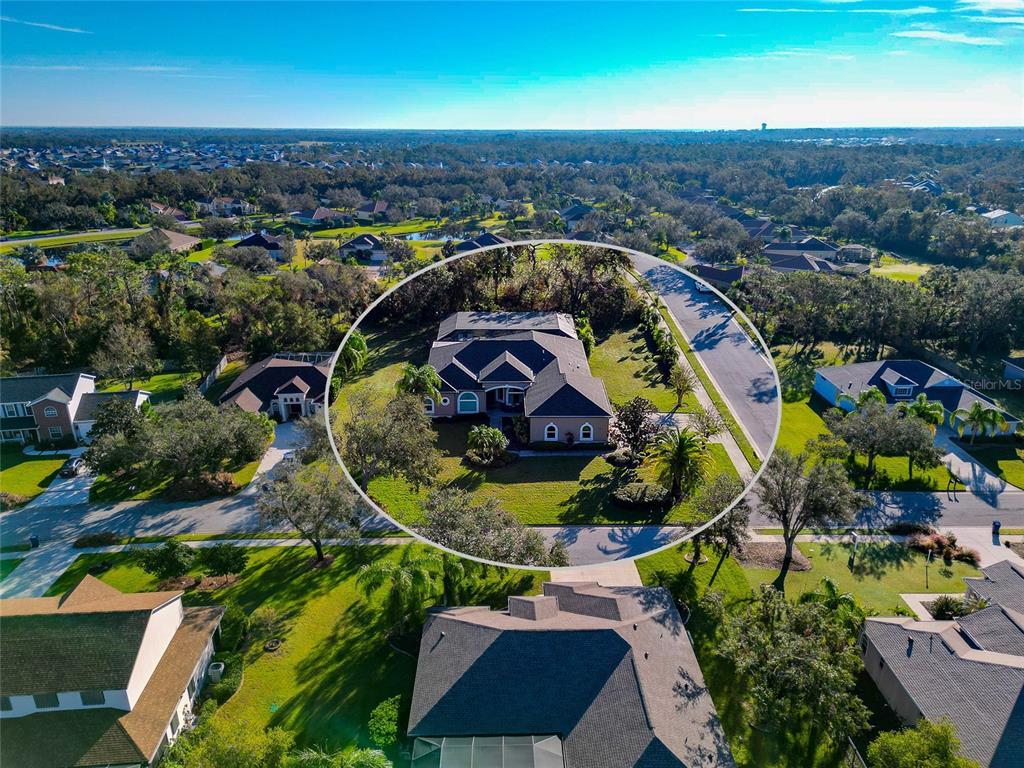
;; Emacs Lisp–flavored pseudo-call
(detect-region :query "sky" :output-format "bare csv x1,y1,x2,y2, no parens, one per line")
1,0,1022,129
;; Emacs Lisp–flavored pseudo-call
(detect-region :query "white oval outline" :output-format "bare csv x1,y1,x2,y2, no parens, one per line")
325,239,782,571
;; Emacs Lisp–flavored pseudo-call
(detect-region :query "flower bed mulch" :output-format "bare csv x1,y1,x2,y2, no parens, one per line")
735,542,812,571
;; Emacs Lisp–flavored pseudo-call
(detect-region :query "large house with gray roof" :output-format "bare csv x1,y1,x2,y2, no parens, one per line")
861,561,1024,767
0,576,223,768
814,359,1019,437
218,352,333,421
408,581,733,768
0,373,150,445
427,312,612,444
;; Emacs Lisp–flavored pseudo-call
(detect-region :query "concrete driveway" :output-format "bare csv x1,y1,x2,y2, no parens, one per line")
935,427,1012,494
21,472,94,509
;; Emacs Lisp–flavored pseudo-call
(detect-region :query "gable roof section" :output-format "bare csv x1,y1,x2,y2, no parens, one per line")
958,606,1024,657
236,231,286,250
455,233,511,252
479,351,536,383
438,311,576,340
219,355,329,412
966,561,1024,613
341,233,383,249
1,373,89,405
74,390,148,422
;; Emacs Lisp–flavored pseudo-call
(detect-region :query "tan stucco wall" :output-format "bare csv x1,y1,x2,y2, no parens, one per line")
529,416,609,444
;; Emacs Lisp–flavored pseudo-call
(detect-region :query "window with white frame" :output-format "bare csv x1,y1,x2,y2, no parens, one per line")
894,385,912,398
79,690,105,706
544,423,558,441
579,423,594,442
43,406,58,418
457,392,479,414
424,397,435,415
3,404,15,417
48,426,62,439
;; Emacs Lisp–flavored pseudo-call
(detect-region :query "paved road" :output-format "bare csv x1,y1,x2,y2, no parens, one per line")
534,525,690,565
630,252,779,459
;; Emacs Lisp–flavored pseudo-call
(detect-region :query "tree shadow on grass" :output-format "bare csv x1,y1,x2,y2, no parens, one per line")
814,541,916,580
555,466,658,524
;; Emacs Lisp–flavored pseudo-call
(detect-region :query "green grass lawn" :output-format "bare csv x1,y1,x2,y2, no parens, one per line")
636,544,894,767
48,544,543,752
782,398,958,491
0,445,68,502
870,254,932,283
313,217,445,239
202,359,248,404
332,321,435,414
0,229,146,254
588,323,696,412
101,370,202,404
743,541,980,615
959,442,1024,490
0,559,24,581
370,420,738,525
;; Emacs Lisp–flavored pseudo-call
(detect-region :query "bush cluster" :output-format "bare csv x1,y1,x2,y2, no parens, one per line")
907,530,981,566
73,531,122,548
611,481,671,509
638,301,677,372
207,651,243,704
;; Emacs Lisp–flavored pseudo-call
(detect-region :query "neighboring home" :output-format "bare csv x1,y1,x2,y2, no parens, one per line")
354,200,389,223
427,312,612,444
147,202,189,222
1003,357,1024,382
761,251,870,276
837,243,874,263
0,576,224,768
567,230,618,245
454,232,511,253
981,209,1024,229
557,202,594,232
407,581,733,768
861,562,1024,768
219,352,333,420
0,372,149,444
290,206,345,226
235,230,288,255
814,359,1019,436
762,236,839,260
149,228,202,254
690,263,747,290
339,233,386,262
198,196,253,217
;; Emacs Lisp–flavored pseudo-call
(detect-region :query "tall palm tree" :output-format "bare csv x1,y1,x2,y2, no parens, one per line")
836,385,887,412
395,363,442,402
336,330,368,380
650,427,712,501
952,401,1008,445
896,393,944,434
357,548,440,634
798,576,866,633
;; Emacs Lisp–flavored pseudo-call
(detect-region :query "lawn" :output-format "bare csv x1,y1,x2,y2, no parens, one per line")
312,217,445,239
202,359,249,404
870,254,931,283
780,397,958,491
0,559,24,581
369,420,739,525
743,541,980,615
332,321,435,414
0,229,145,254
100,370,202,404
48,544,544,753
0,444,68,502
588,323,696,412
959,442,1024,490
635,544,892,767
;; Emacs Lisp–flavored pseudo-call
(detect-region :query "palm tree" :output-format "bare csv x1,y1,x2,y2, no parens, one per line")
357,548,440,634
836,385,887,412
798,576,866,633
952,401,1008,445
467,424,508,463
396,363,442,402
337,330,368,380
650,427,712,501
896,393,944,434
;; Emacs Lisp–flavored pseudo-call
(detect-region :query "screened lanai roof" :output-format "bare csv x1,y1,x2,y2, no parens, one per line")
411,735,565,768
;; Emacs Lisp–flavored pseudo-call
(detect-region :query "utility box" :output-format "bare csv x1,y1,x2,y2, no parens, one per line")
208,661,225,683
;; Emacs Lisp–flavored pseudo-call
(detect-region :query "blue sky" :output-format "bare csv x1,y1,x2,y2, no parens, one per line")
1,1,1021,128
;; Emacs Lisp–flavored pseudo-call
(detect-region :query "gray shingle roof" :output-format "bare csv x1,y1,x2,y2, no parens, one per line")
966,561,1024,614
0,373,87,404
74,391,146,422
958,606,1024,656
408,582,733,768
437,312,576,340
862,618,1024,768
219,355,330,413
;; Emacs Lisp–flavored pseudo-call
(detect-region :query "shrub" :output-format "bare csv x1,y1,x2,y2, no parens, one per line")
208,651,243,704
345,750,393,768
604,448,639,467
465,449,517,469
954,548,981,567
0,491,29,510
135,539,195,579
73,531,121,548
164,471,239,501
219,603,249,651
885,521,934,536
197,543,249,576
611,482,671,509
250,605,283,639
928,595,964,620
368,695,401,749
467,425,508,463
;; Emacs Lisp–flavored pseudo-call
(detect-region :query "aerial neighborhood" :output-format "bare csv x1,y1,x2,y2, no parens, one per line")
1,120,1023,768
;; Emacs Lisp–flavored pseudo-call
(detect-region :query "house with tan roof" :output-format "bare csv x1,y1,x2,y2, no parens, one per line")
0,576,223,768
408,581,733,768
427,312,612,445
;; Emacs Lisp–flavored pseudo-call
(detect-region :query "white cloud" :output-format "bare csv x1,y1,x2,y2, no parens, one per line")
956,0,1024,11
733,48,856,60
0,15,91,34
891,28,1005,43
967,13,1024,21
739,6,937,14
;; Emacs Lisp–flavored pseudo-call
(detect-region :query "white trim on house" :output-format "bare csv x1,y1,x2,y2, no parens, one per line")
424,397,435,415
544,423,559,441
579,423,594,442
457,392,479,414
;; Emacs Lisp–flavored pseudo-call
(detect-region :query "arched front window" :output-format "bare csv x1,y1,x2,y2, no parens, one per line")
43,406,58,418
579,423,594,442
544,423,558,441
424,397,435,415
457,392,479,414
